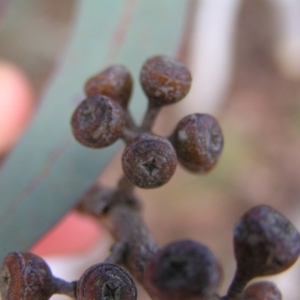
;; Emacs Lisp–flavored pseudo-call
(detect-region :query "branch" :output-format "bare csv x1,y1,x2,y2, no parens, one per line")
76,176,159,295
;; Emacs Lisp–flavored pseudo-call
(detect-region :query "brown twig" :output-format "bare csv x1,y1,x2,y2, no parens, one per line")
77,176,159,296
52,278,77,299
222,272,249,300
140,102,161,132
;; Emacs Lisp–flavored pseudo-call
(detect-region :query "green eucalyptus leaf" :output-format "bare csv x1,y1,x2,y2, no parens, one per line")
0,0,191,261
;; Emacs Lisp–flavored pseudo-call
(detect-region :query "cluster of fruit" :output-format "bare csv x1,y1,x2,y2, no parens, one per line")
1,205,299,300
1,56,299,300
71,56,223,188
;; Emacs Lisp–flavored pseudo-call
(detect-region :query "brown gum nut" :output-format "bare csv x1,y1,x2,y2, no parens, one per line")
77,263,137,300
121,133,177,189
71,95,125,148
234,204,300,278
172,114,223,173
85,65,133,108
242,281,282,300
145,240,222,300
140,56,192,106
0,252,54,300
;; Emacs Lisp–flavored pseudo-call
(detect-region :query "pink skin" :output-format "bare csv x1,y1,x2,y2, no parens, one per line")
0,61,102,255
31,211,102,255
0,61,34,153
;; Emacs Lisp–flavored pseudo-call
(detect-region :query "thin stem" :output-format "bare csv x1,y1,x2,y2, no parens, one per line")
103,204,159,284
124,110,138,131
140,101,161,131
120,111,140,143
120,127,138,144
104,239,127,264
52,277,77,299
76,184,115,217
77,180,158,296
223,271,249,300
76,176,140,217
166,132,175,146
117,175,135,197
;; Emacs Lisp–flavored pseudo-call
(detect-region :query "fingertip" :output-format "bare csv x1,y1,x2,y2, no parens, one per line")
0,61,34,154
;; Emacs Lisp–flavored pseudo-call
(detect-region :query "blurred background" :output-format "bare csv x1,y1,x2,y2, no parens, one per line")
1,0,300,299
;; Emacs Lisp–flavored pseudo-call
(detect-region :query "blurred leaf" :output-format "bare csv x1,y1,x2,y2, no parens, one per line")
0,0,191,261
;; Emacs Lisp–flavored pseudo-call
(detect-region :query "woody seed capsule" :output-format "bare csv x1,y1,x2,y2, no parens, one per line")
85,65,133,108
242,281,282,300
234,204,300,279
145,240,222,300
140,56,192,106
77,263,137,300
122,133,177,189
71,94,125,148
171,113,223,173
0,252,54,300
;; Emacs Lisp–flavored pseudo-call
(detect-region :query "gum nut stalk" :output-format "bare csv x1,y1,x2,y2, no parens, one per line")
233,204,300,279
71,94,125,148
145,240,222,300
140,55,192,106
77,263,137,300
0,252,54,300
85,65,133,108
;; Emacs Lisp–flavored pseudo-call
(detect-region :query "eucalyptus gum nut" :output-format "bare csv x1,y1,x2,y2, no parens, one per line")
145,240,222,300
85,65,133,108
140,56,191,106
0,252,54,300
71,95,125,148
122,133,177,189
242,281,282,300
234,205,300,278
172,113,223,173
77,263,137,300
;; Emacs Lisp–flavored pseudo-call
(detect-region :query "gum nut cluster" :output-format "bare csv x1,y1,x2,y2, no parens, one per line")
71,55,224,189
145,240,222,300
77,263,137,300
0,252,54,300
233,204,300,279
